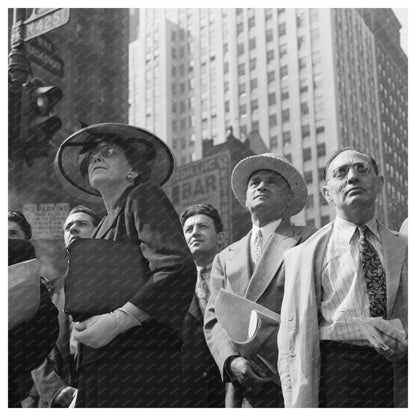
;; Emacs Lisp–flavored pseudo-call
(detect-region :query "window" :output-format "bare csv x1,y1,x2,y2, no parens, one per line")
320,193,328,206
278,23,286,36
268,92,276,105
269,114,277,126
279,43,287,57
249,38,256,49
252,120,259,131
307,219,315,227
267,71,275,83
239,104,247,115
317,143,326,157
250,78,258,90
266,29,273,42
267,50,274,63
298,35,305,49
283,131,291,146
301,124,310,138
304,171,313,183
238,63,245,76
306,194,314,208
280,65,288,78
284,153,292,162
237,43,244,55
225,101,230,112
224,62,229,73
318,167,326,181
321,215,330,226
251,99,258,111
299,57,307,69
301,102,309,115
238,83,246,94
249,58,256,70
281,88,289,100
237,22,244,34
248,16,255,29
282,109,290,122
303,147,312,161
316,126,325,134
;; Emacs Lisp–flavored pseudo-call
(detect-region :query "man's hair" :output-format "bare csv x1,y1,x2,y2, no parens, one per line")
324,147,379,181
67,205,101,227
180,204,223,233
8,210,32,240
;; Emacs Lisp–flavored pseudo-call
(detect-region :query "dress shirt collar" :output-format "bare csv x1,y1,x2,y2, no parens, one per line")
334,216,381,244
196,262,212,274
252,218,282,243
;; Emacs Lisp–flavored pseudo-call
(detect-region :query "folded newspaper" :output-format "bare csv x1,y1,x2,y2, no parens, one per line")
355,317,407,350
8,258,40,329
215,289,280,375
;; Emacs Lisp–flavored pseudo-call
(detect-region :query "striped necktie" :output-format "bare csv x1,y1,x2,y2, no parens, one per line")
358,225,387,318
195,267,210,314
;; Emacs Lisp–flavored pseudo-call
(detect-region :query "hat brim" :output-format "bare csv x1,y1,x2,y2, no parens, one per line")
231,154,307,217
54,123,175,200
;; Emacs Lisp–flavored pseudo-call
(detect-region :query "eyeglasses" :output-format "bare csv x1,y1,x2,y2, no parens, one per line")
330,161,372,179
87,144,119,162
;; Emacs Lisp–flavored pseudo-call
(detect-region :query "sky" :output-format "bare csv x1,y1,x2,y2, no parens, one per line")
392,8,408,55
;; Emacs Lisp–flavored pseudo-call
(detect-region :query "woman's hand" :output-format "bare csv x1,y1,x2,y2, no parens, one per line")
73,308,140,348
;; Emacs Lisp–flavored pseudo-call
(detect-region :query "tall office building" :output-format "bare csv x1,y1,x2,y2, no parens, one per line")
129,8,407,229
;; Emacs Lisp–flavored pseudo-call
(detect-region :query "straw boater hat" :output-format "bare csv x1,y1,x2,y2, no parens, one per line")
231,153,307,217
54,123,175,199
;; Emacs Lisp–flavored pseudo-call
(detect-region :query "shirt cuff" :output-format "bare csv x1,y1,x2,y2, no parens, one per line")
118,302,150,325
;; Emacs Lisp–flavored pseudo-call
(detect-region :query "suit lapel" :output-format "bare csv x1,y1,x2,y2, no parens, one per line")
379,223,407,318
188,294,203,323
245,220,299,302
225,232,252,296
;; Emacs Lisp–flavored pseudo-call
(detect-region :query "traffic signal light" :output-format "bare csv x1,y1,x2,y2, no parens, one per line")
23,78,63,166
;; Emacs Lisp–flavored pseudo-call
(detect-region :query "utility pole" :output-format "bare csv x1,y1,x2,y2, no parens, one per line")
9,8,31,186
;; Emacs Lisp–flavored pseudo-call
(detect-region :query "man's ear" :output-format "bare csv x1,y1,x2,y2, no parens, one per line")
128,169,139,179
217,231,226,248
321,185,332,203
376,175,384,194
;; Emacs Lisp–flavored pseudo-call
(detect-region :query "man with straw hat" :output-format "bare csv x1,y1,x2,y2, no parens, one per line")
204,153,315,408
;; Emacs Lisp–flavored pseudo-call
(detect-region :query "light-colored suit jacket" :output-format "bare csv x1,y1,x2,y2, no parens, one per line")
204,219,315,407
278,220,408,408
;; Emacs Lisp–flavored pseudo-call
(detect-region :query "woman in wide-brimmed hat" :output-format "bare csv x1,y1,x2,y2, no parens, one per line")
55,123,196,407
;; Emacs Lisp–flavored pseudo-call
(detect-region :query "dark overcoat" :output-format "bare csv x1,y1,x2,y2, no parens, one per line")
75,182,196,408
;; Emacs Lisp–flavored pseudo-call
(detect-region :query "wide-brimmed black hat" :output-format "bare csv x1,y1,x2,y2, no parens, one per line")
54,123,175,199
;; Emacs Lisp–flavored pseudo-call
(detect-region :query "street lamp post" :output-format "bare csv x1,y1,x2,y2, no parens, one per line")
9,8,31,187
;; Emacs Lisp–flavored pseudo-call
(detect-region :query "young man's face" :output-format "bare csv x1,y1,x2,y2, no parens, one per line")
183,214,224,264
8,221,27,240
64,212,96,247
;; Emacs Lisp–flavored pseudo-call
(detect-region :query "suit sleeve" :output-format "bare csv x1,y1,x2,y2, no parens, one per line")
125,182,197,332
203,252,239,380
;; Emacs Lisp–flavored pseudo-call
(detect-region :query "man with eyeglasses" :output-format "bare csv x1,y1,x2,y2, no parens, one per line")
278,147,408,408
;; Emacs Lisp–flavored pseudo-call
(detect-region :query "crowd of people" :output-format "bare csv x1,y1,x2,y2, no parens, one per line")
8,122,408,408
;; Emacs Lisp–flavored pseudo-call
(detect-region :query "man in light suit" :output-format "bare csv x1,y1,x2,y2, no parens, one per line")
278,147,408,408
204,153,315,408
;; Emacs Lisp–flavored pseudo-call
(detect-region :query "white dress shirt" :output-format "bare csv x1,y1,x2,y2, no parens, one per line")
320,216,384,344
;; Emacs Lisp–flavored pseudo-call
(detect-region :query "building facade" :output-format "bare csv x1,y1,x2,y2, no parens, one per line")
129,8,407,229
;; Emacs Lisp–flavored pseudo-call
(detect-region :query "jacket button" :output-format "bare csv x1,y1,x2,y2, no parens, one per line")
202,372,208,378
288,313,294,321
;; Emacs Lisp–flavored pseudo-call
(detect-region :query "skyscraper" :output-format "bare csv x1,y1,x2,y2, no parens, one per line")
129,8,407,229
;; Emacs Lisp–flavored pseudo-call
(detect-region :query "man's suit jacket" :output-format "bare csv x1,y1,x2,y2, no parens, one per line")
31,278,76,407
204,220,315,407
277,221,408,408
180,294,224,407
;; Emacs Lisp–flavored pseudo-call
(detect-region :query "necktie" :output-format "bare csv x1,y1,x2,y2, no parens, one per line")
358,225,387,318
252,229,264,266
195,267,210,314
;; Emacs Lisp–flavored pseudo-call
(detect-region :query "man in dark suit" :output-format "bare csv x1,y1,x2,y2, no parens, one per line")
204,153,315,408
179,204,226,407
29,206,101,407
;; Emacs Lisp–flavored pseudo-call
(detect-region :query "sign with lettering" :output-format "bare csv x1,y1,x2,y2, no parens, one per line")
164,152,232,242
24,9,70,41
26,37,64,77
22,203,70,239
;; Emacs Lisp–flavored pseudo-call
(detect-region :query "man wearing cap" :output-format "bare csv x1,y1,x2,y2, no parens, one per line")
204,153,315,408
277,147,408,407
